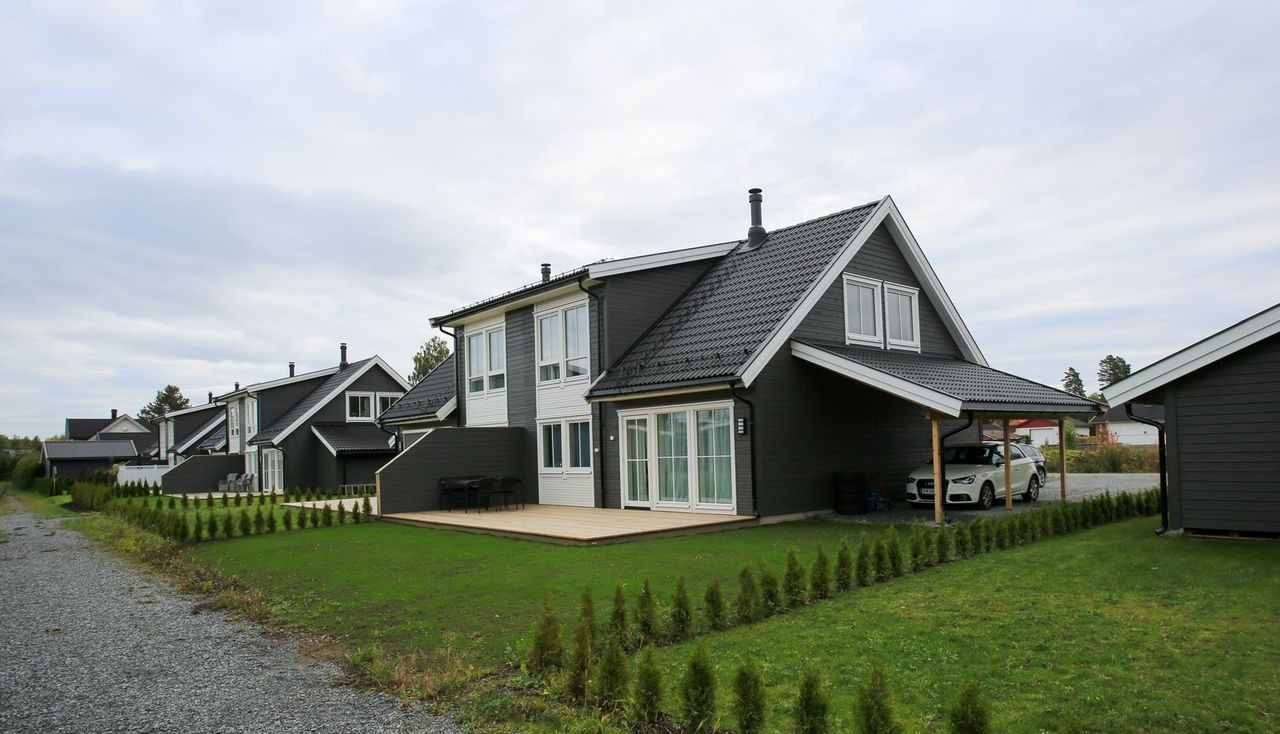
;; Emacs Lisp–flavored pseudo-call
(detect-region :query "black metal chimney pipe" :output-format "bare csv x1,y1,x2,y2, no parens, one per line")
289,361,295,377
540,263,551,283
746,188,766,249
111,408,118,419
339,343,348,369
207,391,213,404
234,382,240,391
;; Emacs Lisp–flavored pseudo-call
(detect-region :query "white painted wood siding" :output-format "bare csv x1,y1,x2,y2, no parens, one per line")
463,315,509,427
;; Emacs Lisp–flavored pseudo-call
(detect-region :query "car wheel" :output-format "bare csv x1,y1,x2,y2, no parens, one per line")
1038,466,1046,484
1022,474,1041,502
978,483,994,511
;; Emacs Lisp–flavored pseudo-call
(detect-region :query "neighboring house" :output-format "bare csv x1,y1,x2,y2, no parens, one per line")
1013,417,1091,446
377,353,457,449
1087,405,1163,446
156,395,227,466
42,440,138,480
215,345,410,492
379,191,1097,517
1104,303,1280,535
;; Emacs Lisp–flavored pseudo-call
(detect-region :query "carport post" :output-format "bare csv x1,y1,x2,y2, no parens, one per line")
1002,419,1013,510
931,413,944,525
1058,419,1067,501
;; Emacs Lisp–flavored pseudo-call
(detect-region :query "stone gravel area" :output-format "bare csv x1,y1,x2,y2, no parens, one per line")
0,501,462,734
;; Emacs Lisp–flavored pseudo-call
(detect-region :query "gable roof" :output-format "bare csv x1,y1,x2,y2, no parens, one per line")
793,341,1101,418
94,432,157,452
96,414,151,434
377,354,457,425
176,411,227,454
164,402,222,419
1103,303,1280,406
65,418,113,440
588,196,985,398
198,425,227,452
215,365,341,401
248,356,411,447
43,440,138,460
311,423,397,456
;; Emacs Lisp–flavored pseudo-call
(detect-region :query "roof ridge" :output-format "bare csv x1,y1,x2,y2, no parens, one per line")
758,198,883,238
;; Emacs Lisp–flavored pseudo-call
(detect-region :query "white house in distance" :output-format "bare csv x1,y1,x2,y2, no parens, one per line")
1012,417,1089,446
1089,404,1162,446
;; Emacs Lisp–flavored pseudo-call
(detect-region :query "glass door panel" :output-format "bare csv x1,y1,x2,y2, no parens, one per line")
656,412,689,504
624,417,649,504
696,408,732,505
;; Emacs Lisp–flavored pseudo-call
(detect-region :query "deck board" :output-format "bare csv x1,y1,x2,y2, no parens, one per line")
383,505,756,544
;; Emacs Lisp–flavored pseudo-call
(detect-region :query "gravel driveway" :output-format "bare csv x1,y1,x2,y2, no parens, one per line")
0,502,462,734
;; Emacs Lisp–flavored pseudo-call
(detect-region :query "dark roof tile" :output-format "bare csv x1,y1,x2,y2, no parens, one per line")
312,423,397,455
250,358,374,446
378,354,456,424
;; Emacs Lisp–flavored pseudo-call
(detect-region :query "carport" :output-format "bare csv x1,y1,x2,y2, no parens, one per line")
792,341,1103,523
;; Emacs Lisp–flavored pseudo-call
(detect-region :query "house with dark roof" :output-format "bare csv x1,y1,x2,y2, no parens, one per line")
207,344,410,493
46,410,157,479
156,396,227,465
378,190,1098,519
1087,404,1164,446
377,353,457,448
1104,303,1280,535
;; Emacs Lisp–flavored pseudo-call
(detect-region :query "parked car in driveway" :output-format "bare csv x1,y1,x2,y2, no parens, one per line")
1017,442,1048,483
905,442,1042,510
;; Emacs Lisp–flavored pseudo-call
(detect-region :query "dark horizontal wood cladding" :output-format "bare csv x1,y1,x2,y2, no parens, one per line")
599,389,753,516
377,427,527,513
161,454,244,494
1166,333,1280,533
793,223,962,358
750,348,980,516
505,306,540,505
599,260,718,367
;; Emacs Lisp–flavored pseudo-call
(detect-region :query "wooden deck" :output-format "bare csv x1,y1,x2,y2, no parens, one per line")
382,505,758,545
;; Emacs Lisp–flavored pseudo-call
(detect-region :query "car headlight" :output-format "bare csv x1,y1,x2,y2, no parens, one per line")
950,475,975,485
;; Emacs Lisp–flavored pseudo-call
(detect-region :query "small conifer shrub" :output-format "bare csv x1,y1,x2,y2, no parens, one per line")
566,617,591,703
253,507,265,535
947,682,991,734
593,631,629,710
193,513,204,543
283,508,295,531
527,595,563,676
855,662,903,734
794,669,830,734
783,549,807,608
207,512,219,540
579,588,598,656
704,579,727,630
608,585,630,645
682,646,716,733
935,527,952,564
239,509,251,537
337,502,347,525
855,541,872,587
222,512,235,539
322,504,334,527
632,645,662,725
759,563,782,616
835,539,853,592
873,539,891,582
267,508,278,533
736,565,760,624
954,523,972,558
636,580,661,645
909,526,928,572
886,528,904,577
734,661,766,734
811,545,833,600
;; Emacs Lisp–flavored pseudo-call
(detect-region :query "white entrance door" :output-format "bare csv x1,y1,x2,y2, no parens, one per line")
623,417,650,506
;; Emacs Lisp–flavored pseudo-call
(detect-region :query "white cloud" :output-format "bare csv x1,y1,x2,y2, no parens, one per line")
1,0,1278,435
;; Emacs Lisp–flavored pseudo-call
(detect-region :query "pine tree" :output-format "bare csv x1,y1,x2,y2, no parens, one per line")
206,492,214,507
593,631,629,710
794,669,830,734
632,646,662,725
283,508,295,531
734,661,766,734
608,584,630,645
221,493,229,507
873,539,891,582
527,595,563,676
736,565,760,624
310,506,321,528
1062,367,1085,397
855,662,903,734
783,549,807,608
234,493,242,507
636,580,661,646
238,509,251,537
670,578,692,640
886,528,904,577
337,501,347,525
909,526,928,572
351,503,362,524
682,646,716,733
855,541,872,587
566,616,591,704
193,513,204,542
181,494,189,510
811,545,832,600
322,504,334,527
759,563,782,616
362,494,373,518
948,683,991,734
222,512,235,539
579,588,598,656
704,579,726,630
253,507,265,535
267,508,278,533
207,512,219,540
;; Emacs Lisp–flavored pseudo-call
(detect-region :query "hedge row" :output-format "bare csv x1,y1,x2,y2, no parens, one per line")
528,488,1160,729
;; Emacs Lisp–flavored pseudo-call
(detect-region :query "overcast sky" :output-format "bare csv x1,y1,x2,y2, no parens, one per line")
2,1,1278,438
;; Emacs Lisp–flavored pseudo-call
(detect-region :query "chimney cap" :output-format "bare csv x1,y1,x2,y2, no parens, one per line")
540,263,551,283
746,187,766,249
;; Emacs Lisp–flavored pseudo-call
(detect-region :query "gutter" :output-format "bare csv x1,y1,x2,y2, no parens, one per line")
577,278,607,508
728,383,760,518
1124,403,1169,535
936,412,974,519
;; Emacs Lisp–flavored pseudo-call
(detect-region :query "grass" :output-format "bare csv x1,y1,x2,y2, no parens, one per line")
190,519,894,669
647,518,1280,733
2,483,76,517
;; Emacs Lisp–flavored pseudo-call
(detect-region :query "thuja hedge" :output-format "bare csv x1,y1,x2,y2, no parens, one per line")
527,488,1161,720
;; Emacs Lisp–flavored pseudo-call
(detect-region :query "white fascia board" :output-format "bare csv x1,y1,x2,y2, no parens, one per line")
268,357,408,445
587,241,738,279
164,403,221,419
99,415,149,434
791,342,964,417
435,282,585,329
435,396,457,420
376,428,438,474
175,413,226,454
216,366,341,401
740,196,987,387
1104,303,1280,406
311,426,339,457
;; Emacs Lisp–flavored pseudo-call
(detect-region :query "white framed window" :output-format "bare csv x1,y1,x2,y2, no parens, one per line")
884,283,921,352
229,404,240,440
466,326,505,394
537,312,562,382
843,273,883,346
619,400,736,513
376,393,402,417
539,418,593,473
536,300,590,383
262,448,284,492
245,397,258,438
346,392,374,421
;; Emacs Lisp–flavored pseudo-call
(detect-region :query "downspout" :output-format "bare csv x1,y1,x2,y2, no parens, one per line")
728,383,760,518
1124,403,1169,535
937,412,974,511
577,279,607,508
437,324,458,426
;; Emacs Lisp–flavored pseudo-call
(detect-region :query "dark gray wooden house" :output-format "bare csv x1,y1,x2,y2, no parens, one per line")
377,353,458,449
378,191,1096,519
44,410,156,479
1104,303,1280,535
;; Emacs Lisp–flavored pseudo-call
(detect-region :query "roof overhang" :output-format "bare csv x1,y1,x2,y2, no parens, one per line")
215,366,341,401
175,413,227,455
378,396,457,426
587,240,737,279
311,425,397,457
259,356,412,446
431,277,591,329
586,378,737,402
163,402,222,419
1104,303,1280,406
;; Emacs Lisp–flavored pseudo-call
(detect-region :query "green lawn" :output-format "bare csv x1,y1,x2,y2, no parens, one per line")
2,484,76,517
190,519,894,668
648,519,1280,733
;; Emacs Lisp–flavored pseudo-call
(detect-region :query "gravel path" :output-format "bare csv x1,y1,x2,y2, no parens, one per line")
0,502,463,734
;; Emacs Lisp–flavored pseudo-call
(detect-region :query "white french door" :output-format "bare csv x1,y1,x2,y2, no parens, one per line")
620,401,735,513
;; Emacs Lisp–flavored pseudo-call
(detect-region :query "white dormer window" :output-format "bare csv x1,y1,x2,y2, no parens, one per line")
229,404,240,440
843,274,883,346
884,283,921,352
376,393,402,417
536,301,590,383
346,392,374,421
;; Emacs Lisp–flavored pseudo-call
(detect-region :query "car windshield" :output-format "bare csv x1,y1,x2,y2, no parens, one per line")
941,446,1000,465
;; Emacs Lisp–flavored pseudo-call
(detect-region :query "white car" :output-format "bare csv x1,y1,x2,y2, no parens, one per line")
905,442,1042,510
